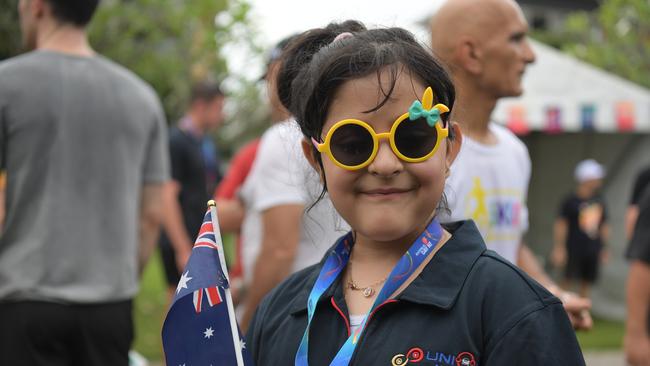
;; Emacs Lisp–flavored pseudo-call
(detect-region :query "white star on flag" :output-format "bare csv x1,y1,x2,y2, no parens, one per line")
240,339,246,350
204,327,215,339
176,271,193,294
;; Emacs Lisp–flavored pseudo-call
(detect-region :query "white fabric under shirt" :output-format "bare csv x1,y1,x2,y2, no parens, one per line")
441,123,531,264
239,120,349,286
349,314,365,335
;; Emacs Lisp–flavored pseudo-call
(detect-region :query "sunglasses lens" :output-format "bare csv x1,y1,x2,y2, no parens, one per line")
394,117,438,159
329,123,374,167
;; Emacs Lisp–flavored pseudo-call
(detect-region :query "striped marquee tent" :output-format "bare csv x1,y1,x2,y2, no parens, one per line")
493,40,650,134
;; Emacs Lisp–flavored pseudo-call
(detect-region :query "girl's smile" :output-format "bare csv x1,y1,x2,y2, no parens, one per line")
358,186,415,198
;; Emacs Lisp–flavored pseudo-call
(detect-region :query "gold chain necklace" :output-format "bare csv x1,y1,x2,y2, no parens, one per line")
346,260,388,298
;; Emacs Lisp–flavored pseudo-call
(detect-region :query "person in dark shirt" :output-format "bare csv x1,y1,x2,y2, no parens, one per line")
552,159,609,299
160,82,225,296
626,166,650,240
625,185,650,366
630,167,650,205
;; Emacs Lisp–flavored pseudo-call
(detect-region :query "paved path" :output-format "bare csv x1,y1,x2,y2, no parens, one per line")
584,351,625,366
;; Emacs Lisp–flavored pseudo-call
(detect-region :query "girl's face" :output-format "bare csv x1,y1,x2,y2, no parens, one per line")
305,69,461,244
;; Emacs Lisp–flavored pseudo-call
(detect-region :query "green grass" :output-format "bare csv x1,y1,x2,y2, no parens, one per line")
133,250,167,361
576,317,625,350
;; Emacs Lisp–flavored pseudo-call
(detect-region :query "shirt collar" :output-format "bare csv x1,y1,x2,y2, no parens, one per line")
289,237,348,315
289,220,486,314
179,116,204,139
397,220,486,309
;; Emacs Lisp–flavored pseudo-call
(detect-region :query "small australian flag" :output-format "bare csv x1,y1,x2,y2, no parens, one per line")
162,209,253,365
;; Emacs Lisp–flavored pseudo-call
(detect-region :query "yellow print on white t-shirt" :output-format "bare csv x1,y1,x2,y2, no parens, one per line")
465,177,524,242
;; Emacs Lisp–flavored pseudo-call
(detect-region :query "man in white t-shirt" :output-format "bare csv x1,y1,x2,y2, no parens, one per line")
431,0,592,329
444,124,531,264
238,120,348,330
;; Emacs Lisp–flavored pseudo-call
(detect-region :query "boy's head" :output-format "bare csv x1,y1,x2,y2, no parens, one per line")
575,159,605,193
189,82,226,132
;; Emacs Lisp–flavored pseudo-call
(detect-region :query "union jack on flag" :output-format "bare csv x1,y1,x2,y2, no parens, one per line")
193,217,220,250
193,286,222,313
190,217,223,313
162,208,252,365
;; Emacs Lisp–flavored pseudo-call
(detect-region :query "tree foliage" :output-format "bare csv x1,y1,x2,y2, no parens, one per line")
0,0,268,153
0,0,21,61
89,0,257,120
534,0,650,88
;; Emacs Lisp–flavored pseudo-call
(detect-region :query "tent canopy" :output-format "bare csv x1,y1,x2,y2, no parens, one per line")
493,40,650,134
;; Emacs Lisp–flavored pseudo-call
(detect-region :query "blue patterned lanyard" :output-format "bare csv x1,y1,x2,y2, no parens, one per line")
295,219,444,366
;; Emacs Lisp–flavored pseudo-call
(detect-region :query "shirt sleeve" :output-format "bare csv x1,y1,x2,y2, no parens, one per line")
519,140,532,233
216,139,260,199
630,168,650,205
0,105,5,171
627,191,650,264
142,100,170,183
247,124,310,212
558,196,571,219
168,131,186,183
484,303,585,365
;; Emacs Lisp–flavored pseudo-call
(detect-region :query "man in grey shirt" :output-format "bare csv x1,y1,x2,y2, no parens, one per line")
0,0,169,364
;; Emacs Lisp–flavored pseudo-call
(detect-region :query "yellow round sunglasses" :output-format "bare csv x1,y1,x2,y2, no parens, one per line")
311,87,450,170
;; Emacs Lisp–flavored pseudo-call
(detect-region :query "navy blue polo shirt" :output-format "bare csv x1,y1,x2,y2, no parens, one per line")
247,221,585,365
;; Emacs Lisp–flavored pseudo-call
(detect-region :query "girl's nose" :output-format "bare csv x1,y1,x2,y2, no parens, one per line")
367,140,403,177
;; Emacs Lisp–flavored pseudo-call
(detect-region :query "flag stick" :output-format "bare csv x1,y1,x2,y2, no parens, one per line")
207,200,245,366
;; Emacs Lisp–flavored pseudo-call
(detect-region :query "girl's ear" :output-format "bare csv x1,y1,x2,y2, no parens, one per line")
445,122,463,170
301,138,325,181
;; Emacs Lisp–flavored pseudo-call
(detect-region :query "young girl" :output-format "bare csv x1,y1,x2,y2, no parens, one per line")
246,21,585,365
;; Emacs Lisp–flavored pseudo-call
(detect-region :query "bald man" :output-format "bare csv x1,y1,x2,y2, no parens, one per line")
431,0,592,330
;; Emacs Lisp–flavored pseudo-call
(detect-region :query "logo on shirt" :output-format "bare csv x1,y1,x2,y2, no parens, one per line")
391,348,476,366
456,352,476,366
465,177,523,241
391,347,424,365
578,202,603,239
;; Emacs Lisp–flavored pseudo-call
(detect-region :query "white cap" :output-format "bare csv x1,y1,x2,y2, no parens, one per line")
574,159,605,183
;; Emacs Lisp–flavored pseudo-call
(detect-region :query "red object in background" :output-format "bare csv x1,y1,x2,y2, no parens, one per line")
214,138,261,280
545,106,562,134
506,105,530,135
616,101,635,132
215,139,261,199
